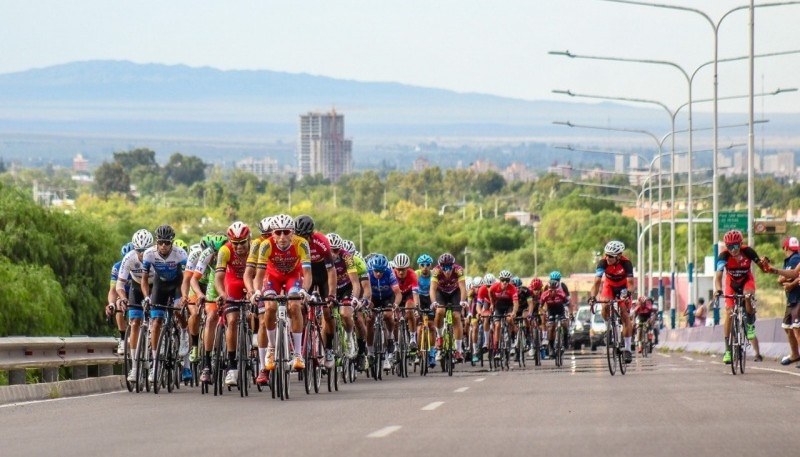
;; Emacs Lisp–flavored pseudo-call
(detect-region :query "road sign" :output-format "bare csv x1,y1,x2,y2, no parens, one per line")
718,211,748,234
754,219,787,235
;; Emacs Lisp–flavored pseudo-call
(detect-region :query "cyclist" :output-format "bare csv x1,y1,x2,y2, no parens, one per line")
187,233,227,384
140,224,188,382
632,296,657,354
215,221,251,386
253,214,312,372
714,229,771,364
116,229,154,382
108,242,135,355
362,254,402,370
488,270,520,360
589,240,635,364
477,273,496,354
528,278,544,359
244,217,272,385
327,233,360,358
511,276,532,357
431,253,468,362
469,276,484,363
541,271,571,358
416,254,437,368
392,253,420,355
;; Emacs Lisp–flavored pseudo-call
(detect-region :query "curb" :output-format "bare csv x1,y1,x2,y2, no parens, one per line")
0,375,125,405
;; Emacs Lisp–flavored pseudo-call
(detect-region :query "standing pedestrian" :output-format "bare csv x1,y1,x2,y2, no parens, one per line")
778,236,800,366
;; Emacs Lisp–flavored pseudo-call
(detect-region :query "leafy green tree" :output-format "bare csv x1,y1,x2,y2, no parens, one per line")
164,152,206,187
93,162,131,197
0,258,71,336
113,148,159,173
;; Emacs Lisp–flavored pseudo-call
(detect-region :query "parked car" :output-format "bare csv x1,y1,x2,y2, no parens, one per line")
569,305,592,350
589,311,607,351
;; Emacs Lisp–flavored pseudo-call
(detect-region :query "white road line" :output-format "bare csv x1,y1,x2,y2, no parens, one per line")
422,401,444,411
0,390,124,409
710,361,723,365
750,366,800,377
682,356,695,361
367,426,402,438
658,353,671,358
454,387,469,393
474,377,486,382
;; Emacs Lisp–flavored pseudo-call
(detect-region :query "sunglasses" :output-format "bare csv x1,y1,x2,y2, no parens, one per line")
500,278,510,283
726,244,740,250
135,248,147,253
441,265,453,271
395,267,407,273
606,255,618,260
157,240,172,246
332,248,340,253
273,229,292,236
231,239,248,246
419,263,431,268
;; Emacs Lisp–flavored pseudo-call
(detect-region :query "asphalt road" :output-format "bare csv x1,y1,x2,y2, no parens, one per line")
2,349,798,457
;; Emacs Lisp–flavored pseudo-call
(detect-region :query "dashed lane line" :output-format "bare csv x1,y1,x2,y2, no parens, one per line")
422,401,444,411
474,377,486,382
750,366,800,377
367,426,402,438
454,387,469,393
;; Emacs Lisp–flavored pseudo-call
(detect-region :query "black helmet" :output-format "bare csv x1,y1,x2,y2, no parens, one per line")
155,224,175,241
294,215,315,237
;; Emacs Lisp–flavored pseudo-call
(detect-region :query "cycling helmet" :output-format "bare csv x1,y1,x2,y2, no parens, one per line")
257,216,273,235
342,239,356,253
466,276,473,288
326,233,343,250
294,215,315,237
511,276,522,287
723,229,743,246
132,229,154,250
604,240,625,256
473,276,484,287
393,253,411,269
498,270,512,280
173,239,188,251
120,242,134,257
417,254,434,266
549,271,562,281
270,214,295,231
367,254,390,272
438,252,455,266
484,273,496,285
155,224,176,242
227,221,251,241
530,278,543,291
207,234,227,252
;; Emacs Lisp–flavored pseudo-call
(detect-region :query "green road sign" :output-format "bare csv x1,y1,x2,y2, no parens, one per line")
718,211,748,234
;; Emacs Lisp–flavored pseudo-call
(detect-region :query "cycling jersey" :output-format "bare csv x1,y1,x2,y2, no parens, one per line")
540,287,569,308
352,253,367,279
716,246,759,285
247,235,270,269
256,235,311,274
489,282,519,305
110,260,124,288
215,242,248,281
368,269,399,302
142,246,187,282
116,250,152,287
333,251,357,289
416,270,432,296
185,244,203,272
431,263,465,294
307,232,334,267
394,269,419,295
595,255,634,286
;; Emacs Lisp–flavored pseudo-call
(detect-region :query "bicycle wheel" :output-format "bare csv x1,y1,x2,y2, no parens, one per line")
738,312,747,374
372,324,382,381
302,323,313,394
238,322,249,397
166,328,178,393
730,314,740,375
617,321,627,375
212,324,226,396
554,327,563,368
124,325,134,392
532,326,541,366
516,326,526,368
606,318,618,376
133,327,146,393
398,321,408,378
153,324,168,394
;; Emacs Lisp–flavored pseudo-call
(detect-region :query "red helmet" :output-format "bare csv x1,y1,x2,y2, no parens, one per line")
529,278,543,291
226,221,251,242
723,230,743,246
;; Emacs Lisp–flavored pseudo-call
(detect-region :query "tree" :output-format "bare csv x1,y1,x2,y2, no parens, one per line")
163,152,206,186
0,157,6,173
113,148,159,173
93,162,131,197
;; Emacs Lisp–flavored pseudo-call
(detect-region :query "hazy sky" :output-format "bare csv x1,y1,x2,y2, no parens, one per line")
3,0,800,112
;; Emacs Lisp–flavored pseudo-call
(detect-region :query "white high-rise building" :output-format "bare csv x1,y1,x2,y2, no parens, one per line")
298,109,353,182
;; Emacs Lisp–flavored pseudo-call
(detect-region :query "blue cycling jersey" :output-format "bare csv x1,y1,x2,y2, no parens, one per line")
368,269,398,301
416,270,432,296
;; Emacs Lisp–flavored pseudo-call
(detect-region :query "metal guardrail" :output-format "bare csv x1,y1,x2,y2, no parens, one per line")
0,337,120,384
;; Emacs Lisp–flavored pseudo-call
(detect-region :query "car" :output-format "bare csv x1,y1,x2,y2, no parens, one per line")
569,305,592,350
589,311,607,351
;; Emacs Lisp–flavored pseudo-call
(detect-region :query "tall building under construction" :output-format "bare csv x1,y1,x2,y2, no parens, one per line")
297,109,353,182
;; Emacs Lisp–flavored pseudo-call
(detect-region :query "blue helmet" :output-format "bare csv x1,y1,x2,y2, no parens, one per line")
511,276,522,287
417,254,433,266
367,254,390,272
120,242,134,257
549,271,562,281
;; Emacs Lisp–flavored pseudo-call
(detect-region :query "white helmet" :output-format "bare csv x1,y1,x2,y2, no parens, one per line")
270,214,295,231
604,240,625,256
498,270,513,280
257,216,273,234
466,276,473,288
326,233,343,250
483,273,496,285
342,239,356,253
131,229,154,250
473,276,484,287
393,253,411,269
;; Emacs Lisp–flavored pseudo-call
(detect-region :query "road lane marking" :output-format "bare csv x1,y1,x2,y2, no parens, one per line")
367,426,402,438
474,377,486,382
454,387,469,393
750,366,800,377
658,353,671,358
422,401,444,410
682,356,694,361
710,361,723,365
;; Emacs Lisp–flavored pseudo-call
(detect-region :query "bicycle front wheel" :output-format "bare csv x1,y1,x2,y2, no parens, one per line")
606,321,617,376
153,326,168,394
123,325,134,392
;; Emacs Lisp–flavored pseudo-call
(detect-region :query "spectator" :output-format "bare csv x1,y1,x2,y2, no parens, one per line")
778,236,800,367
683,297,707,327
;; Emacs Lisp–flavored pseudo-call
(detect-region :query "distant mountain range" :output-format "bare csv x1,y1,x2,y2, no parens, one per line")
0,60,797,165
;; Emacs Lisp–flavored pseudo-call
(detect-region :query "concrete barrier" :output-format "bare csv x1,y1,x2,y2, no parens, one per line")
660,317,790,360
0,375,125,405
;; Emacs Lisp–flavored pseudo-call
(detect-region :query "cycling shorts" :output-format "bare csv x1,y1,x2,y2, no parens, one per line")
149,275,182,319
725,274,755,309
546,304,567,322
601,284,631,311
263,269,304,296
